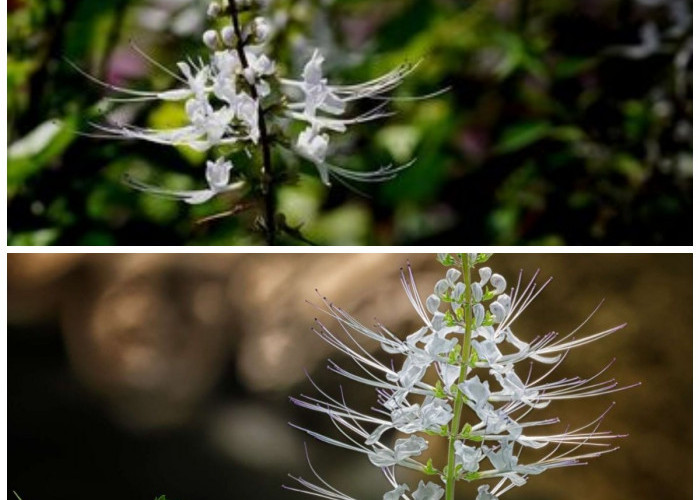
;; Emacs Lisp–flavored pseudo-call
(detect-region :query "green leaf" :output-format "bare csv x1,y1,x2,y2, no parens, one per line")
8,228,60,246
494,121,552,154
423,458,440,475
376,125,421,163
8,116,78,196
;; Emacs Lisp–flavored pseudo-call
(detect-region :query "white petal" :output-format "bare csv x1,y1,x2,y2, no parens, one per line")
426,294,441,314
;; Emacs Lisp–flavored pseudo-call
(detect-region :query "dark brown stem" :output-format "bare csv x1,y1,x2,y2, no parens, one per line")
228,0,276,245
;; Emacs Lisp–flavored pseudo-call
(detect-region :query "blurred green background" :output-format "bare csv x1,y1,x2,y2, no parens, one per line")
7,253,692,500
7,0,692,245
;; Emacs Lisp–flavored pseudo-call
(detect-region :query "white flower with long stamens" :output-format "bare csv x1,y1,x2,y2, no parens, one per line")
124,157,244,204
288,254,638,499
72,0,432,208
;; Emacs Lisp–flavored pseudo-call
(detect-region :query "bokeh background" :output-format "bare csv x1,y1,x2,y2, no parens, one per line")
7,0,693,245
8,253,692,500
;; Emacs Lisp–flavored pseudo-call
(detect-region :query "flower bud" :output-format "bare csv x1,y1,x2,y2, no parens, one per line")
490,273,506,294
221,25,235,46
251,16,271,43
202,29,219,50
206,2,221,18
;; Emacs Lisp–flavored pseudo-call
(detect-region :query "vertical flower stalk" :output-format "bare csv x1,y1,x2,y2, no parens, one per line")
226,0,276,244
443,256,472,500
287,254,638,499
73,0,430,244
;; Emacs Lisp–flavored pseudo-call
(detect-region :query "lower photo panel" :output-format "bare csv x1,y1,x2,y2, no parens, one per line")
7,253,691,500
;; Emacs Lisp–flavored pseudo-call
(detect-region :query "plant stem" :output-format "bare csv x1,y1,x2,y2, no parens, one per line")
227,0,276,245
445,254,473,500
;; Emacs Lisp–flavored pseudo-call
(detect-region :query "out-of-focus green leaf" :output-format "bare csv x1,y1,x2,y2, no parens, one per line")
7,56,34,118
79,231,117,246
63,0,125,61
8,116,78,196
549,126,585,142
552,56,596,78
277,174,326,229
613,153,646,186
494,121,552,154
489,206,519,245
376,125,421,164
8,228,60,246
307,204,371,245
381,100,453,204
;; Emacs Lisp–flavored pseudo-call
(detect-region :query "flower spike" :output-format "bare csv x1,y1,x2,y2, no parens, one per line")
290,255,636,499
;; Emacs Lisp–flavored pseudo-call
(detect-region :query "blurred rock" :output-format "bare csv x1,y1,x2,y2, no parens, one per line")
8,254,84,324
60,255,237,430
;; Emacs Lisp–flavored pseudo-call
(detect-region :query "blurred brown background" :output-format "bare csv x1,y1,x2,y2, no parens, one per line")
7,253,692,500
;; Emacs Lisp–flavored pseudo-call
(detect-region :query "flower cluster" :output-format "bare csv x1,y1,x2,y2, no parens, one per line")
80,0,420,204
287,254,636,500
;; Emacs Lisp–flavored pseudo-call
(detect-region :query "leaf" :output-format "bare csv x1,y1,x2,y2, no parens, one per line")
376,125,421,164
8,229,60,246
8,116,78,196
494,121,552,154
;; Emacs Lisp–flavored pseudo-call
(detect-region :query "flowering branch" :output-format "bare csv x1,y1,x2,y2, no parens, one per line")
288,254,638,499
226,0,276,244
73,0,431,244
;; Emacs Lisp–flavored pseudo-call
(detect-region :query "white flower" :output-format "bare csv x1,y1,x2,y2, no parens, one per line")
251,16,271,43
212,51,240,104
475,485,498,500
418,397,453,430
297,127,329,165
125,157,244,205
242,48,276,96
412,481,444,500
277,48,419,184
295,126,408,188
384,484,409,500
235,92,260,143
206,2,221,18
368,435,429,467
177,61,209,99
290,255,635,500
75,0,423,201
205,157,234,191
298,49,346,118
437,362,460,388
454,441,484,473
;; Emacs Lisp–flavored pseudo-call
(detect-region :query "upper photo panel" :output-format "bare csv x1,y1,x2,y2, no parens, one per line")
8,0,691,246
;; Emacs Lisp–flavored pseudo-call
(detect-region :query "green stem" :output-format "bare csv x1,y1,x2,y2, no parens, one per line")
445,254,473,500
